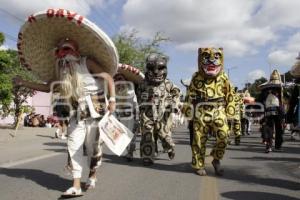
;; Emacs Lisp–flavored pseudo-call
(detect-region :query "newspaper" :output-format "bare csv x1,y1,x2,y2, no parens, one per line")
98,112,134,156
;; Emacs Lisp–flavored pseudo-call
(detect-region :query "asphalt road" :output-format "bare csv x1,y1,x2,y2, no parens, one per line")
0,125,299,200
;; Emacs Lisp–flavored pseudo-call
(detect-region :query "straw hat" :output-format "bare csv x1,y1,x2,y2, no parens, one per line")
17,8,119,82
290,53,300,78
259,69,282,89
117,63,145,83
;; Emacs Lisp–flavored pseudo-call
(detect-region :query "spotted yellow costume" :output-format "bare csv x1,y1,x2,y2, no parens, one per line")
184,48,235,175
228,91,244,145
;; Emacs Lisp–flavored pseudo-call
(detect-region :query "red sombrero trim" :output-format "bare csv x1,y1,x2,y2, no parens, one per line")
17,8,85,71
118,63,140,75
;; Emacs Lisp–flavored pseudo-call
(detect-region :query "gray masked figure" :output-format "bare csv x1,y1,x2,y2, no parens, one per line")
137,53,181,165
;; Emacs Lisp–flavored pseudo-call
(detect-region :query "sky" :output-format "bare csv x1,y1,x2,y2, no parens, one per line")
0,0,300,92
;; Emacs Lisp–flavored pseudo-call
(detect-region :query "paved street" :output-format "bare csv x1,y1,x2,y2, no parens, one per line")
0,125,299,200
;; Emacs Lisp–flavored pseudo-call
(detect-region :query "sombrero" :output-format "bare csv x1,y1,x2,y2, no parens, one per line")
117,63,144,83
259,69,282,89
17,8,119,82
290,53,300,78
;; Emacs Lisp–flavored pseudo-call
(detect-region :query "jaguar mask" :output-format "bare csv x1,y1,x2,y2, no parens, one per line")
198,47,224,78
145,53,168,85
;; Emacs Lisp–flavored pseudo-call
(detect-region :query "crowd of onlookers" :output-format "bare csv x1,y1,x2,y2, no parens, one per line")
23,112,59,128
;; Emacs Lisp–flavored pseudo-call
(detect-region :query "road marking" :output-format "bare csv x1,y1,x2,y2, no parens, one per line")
0,152,63,168
199,156,219,200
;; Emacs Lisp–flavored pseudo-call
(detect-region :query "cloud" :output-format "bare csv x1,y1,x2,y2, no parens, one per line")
0,45,9,50
267,32,300,67
253,0,300,29
121,0,279,57
248,69,266,82
268,50,297,68
0,0,106,21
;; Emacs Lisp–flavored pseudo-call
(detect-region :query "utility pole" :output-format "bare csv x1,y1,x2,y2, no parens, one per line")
227,66,237,79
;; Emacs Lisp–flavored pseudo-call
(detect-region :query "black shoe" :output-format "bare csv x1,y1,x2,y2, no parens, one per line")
265,147,272,153
212,159,224,176
168,150,175,160
142,158,154,166
125,153,134,162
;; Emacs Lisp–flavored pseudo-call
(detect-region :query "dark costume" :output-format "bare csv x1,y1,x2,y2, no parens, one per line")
286,54,300,140
137,53,181,165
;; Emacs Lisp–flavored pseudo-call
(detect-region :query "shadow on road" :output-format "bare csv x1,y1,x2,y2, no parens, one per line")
221,191,299,200
0,167,72,192
232,156,300,163
36,134,56,139
43,142,67,147
103,154,194,174
220,167,300,191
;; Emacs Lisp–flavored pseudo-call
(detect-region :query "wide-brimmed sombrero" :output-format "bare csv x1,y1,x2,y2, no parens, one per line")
17,8,119,82
116,63,144,83
259,69,282,90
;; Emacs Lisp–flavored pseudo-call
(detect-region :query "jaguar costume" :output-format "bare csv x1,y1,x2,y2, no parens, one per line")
228,88,243,145
183,47,235,176
137,53,181,165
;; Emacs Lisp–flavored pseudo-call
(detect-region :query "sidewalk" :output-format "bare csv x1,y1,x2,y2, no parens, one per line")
0,126,67,167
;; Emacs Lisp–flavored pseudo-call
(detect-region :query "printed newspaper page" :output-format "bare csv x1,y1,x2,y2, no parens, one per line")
99,113,134,156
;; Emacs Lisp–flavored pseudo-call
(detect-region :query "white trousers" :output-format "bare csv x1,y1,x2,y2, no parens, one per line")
67,117,103,179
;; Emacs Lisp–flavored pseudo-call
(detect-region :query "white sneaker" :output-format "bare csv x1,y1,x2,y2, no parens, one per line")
61,135,67,140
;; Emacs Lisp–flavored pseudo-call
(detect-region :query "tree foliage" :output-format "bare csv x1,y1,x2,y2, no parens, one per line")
113,30,169,71
0,33,37,124
244,77,268,100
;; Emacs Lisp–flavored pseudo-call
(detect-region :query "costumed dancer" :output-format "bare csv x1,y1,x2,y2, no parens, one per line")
241,90,255,135
259,70,284,153
183,47,235,176
137,53,181,166
181,79,194,146
13,8,118,197
228,87,243,145
114,63,144,161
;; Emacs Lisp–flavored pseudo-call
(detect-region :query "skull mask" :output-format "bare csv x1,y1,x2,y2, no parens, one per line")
198,47,224,78
145,53,168,85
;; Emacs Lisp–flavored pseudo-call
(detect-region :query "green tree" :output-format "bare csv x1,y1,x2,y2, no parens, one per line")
113,30,169,71
0,33,37,125
245,77,268,100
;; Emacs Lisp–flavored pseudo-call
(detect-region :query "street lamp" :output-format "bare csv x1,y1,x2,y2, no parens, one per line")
227,66,238,79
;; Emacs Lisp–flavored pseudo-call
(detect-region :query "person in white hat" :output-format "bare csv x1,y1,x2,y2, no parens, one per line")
259,69,284,153
13,8,118,197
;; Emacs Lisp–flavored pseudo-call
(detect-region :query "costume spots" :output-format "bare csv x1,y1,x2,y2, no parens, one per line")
228,92,243,143
138,78,180,162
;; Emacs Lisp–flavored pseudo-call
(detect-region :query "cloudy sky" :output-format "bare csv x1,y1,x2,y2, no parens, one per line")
0,0,300,91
